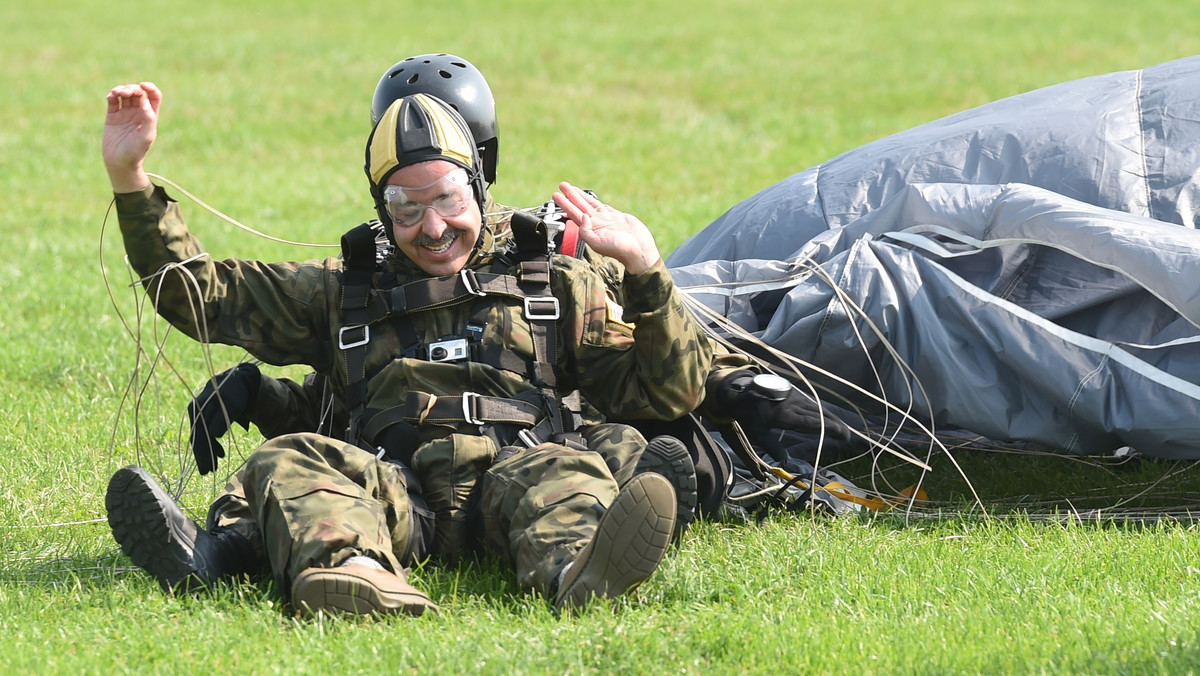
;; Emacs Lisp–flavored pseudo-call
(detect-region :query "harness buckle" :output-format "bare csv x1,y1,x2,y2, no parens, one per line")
460,269,487,297
524,296,561,320
338,324,370,349
517,429,541,448
461,391,485,426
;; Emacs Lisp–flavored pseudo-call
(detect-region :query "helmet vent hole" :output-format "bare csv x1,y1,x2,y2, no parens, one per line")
438,70,452,79
407,73,419,85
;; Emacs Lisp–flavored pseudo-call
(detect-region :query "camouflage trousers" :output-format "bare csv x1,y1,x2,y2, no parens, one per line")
207,423,647,599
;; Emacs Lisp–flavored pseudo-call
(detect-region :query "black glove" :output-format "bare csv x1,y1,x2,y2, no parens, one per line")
718,370,852,453
188,362,262,475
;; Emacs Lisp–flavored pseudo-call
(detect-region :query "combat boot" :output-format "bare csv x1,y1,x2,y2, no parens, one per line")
553,472,676,613
291,559,439,618
105,465,255,592
633,435,698,543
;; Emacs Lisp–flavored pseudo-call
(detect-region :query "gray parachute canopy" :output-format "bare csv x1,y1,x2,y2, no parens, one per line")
667,55,1200,459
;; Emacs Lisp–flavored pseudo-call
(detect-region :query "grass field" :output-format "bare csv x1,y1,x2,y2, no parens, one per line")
5,0,1200,673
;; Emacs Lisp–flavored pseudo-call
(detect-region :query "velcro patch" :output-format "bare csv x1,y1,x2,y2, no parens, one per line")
606,295,634,329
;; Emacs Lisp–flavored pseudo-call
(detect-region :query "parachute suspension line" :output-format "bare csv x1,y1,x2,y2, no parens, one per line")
692,260,1196,520
484,206,523,219
98,181,322,494
795,258,922,455
679,296,926,509
680,294,938,470
674,265,917,443
143,258,262,496
100,200,145,461
786,255,981,517
316,373,336,437
100,204,249,505
145,173,340,249
678,266,988,518
696,266,986,518
1103,458,1200,513
101,203,206,497
100,203,189,488
131,259,214,496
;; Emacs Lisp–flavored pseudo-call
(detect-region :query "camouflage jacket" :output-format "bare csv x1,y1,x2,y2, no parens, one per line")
245,204,753,438
115,184,713,430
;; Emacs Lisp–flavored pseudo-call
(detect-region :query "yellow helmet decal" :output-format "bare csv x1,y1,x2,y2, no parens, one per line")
367,93,475,186
367,100,403,185
420,93,474,168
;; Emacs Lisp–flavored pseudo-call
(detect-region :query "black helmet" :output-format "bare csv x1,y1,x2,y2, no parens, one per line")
364,93,486,245
372,54,499,185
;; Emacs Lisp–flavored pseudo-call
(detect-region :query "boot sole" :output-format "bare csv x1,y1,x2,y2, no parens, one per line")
292,567,438,618
636,437,698,542
105,465,205,592
554,473,676,612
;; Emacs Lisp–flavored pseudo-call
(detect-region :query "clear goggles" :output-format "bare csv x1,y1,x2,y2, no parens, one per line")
382,168,472,227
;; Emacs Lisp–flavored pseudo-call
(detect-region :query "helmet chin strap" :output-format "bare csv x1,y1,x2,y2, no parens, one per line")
466,197,492,263
462,171,489,259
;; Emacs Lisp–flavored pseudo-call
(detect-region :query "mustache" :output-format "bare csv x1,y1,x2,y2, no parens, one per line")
412,230,462,247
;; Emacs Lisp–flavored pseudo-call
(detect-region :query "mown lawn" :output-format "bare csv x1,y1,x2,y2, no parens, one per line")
3,0,1200,673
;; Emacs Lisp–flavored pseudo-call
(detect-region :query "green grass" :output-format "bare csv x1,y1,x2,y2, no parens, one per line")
5,0,1200,672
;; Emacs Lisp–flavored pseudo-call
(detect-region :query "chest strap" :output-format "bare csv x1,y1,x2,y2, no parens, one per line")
338,218,567,445
358,390,583,453
347,269,533,323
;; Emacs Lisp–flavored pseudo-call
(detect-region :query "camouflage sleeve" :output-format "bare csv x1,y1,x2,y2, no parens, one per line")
578,247,626,300
563,257,712,421
114,184,337,371
575,245,757,422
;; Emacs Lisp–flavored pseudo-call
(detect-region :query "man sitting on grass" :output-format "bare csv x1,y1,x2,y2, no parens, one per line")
102,80,714,617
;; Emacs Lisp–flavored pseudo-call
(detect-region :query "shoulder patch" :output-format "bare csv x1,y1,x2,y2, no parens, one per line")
606,294,634,329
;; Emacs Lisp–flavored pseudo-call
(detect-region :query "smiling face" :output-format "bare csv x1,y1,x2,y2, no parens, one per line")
385,160,482,276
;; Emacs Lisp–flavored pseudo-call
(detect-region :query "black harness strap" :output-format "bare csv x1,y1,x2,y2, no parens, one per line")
515,258,563,434
508,211,565,437
357,389,559,452
339,221,384,441
355,270,530,322
404,391,545,426
336,212,574,450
